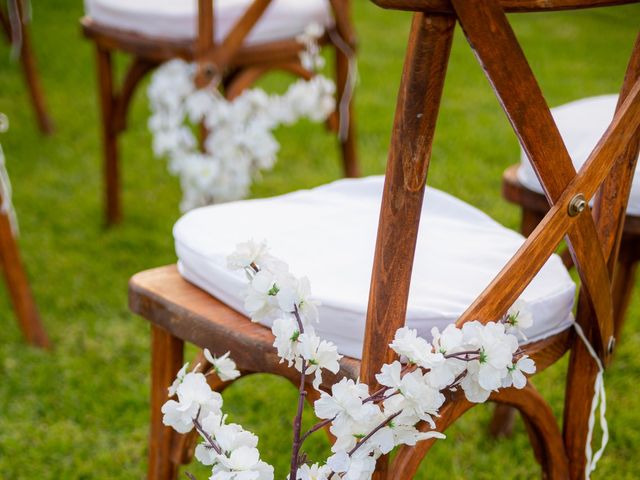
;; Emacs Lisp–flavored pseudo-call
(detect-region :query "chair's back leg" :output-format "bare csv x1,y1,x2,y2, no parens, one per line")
0,201,49,348
94,46,121,226
17,16,54,135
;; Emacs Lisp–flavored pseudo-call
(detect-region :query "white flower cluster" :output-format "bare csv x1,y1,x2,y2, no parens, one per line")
162,240,537,480
163,349,273,480
147,25,335,212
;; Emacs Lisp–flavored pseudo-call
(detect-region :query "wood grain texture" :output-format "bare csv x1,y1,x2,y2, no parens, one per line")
361,13,455,386
130,265,361,387
148,325,184,480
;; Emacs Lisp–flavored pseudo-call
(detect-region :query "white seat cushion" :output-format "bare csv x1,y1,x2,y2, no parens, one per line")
85,0,333,45
517,94,640,216
174,176,576,359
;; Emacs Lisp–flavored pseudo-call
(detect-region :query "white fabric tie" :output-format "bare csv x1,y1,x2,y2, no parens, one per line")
0,114,19,236
327,27,357,142
572,321,608,480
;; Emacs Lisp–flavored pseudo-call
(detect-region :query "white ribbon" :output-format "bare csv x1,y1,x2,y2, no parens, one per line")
572,321,608,480
327,27,358,142
0,114,19,236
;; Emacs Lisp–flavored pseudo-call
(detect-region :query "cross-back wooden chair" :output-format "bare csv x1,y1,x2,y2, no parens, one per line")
81,0,359,226
0,0,53,134
129,1,640,479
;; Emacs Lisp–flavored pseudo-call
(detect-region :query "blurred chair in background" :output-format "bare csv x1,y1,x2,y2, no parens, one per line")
81,0,359,225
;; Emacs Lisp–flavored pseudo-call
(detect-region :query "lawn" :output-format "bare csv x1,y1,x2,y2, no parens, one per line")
1,1,639,478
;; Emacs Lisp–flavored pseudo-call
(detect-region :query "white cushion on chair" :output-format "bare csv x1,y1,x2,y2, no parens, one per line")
174,176,576,359
85,0,333,45
517,94,640,216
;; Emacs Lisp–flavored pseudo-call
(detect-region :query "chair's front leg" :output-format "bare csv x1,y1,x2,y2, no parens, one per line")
94,45,121,226
149,325,184,480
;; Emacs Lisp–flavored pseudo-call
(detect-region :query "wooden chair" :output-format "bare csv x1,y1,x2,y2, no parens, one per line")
129,1,640,479
0,147,49,348
0,0,54,134
81,0,359,226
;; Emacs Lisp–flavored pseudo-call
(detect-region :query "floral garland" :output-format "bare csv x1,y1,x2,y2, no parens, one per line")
148,25,336,212
163,240,537,480
0,113,18,235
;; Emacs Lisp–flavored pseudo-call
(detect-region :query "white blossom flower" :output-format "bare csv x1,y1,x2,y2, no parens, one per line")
148,54,336,212
502,355,536,389
327,450,376,480
505,299,534,340
276,276,320,324
168,362,189,397
212,445,274,480
383,369,445,428
204,349,241,381
389,327,432,365
461,321,518,391
161,372,223,433
294,463,331,480
244,270,282,321
272,316,301,366
297,332,342,389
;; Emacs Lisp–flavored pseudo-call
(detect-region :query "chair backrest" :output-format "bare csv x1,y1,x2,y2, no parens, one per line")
361,0,640,385
192,0,355,88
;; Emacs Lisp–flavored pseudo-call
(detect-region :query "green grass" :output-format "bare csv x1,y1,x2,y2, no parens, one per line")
1,1,639,478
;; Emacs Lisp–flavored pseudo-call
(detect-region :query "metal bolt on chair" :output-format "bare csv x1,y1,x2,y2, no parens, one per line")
81,0,359,226
129,0,640,479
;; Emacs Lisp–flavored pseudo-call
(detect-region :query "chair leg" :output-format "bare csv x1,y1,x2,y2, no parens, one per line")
18,20,54,135
149,325,184,480
489,403,517,438
94,46,122,226
611,238,638,340
0,207,49,348
334,41,359,178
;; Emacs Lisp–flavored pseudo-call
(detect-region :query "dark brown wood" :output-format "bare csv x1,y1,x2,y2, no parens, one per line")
1,0,53,134
148,325,184,480
0,196,49,348
94,46,121,225
361,13,455,386
82,0,359,225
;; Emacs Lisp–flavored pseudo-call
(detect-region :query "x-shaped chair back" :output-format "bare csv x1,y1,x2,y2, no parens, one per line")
363,0,640,378
361,2,639,476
